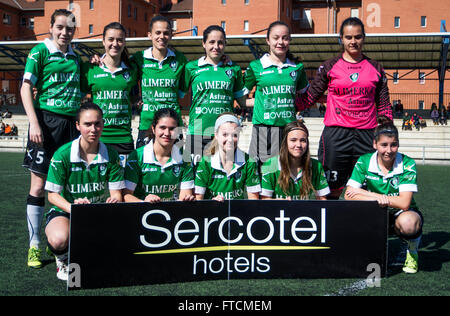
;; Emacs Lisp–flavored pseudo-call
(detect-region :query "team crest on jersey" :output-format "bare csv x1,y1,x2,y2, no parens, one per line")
389,177,399,190
172,165,181,177
290,71,298,81
170,61,178,72
99,164,107,176
349,73,359,82
225,69,233,79
234,170,242,182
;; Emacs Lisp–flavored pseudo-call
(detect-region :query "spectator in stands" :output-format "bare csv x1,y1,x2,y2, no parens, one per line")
0,122,5,135
431,108,439,125
402,111,411,130
395,100,404,118
3,123,11,136
412,112,421,131
2,108,12,118
439,109,448,126
11,124,18,137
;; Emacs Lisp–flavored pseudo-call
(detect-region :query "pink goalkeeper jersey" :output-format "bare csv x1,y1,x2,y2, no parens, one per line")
297,55,392,129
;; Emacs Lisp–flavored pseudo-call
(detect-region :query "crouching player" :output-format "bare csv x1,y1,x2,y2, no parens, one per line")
345,117,423,273
44,103,125,281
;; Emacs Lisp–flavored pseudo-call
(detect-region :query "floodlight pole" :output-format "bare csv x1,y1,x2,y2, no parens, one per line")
439,20,449,108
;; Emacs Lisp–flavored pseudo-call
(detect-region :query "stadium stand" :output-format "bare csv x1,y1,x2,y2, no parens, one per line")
1,113,449,163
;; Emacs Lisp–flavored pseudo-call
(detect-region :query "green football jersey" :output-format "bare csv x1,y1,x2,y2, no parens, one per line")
347,152,419,210
81,60,138,144
261,156,330,199
244,54,308,126
45,137,125,214
182,57,247,137
130,48,187,130
124,140,194,201
23,38,81,117
194,149,261,200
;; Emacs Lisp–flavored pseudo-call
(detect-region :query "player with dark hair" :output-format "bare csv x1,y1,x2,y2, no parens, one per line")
345,117,423,274
21,9,81,269
132,15,188,148
81,22,139,166
260,121,329,200
45,103,125,281
182,25,248,166
296,17,393,200
123,108,195,203
244,21,309,165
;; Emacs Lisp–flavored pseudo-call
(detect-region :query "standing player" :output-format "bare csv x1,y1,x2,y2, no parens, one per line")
21,9,82,268
182,25,248,165
45,103,125,281
131,16,188,148
123,108,195,203
345,117,423,274
260,121,329,200
296,17,393,199
81,22,138,166
244,21,309,165
195,114,260,201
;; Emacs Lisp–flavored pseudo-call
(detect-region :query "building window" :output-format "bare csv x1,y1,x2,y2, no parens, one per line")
394,16,400,28
245,0,249,4
89,24,94,35
221,21,226,30
393,72,399,84
421,16,427,27
221,0,226,5
69,0,74,11
90,0,94,10
144,12,148,22
3,13,11,25
128,5,132,17
351,8,359,18
419,72,425,84
172,19,177,31
29,18,34,30
244,20,249,32
134,8,138,20
418,100,424,110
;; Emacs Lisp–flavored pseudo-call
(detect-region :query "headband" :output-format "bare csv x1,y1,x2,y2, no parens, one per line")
214,114,241,131
374,128,398,137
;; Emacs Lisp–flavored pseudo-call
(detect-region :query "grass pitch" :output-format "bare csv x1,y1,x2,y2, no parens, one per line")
0,152,449,296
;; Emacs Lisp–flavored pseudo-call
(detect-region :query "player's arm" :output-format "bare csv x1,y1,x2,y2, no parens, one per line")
247,192,260,200
21,80,42,145
106,189,123,203
123,188,143,202
386,191,414,211
344,186,390,208
179,189,195,202
47,192,72,214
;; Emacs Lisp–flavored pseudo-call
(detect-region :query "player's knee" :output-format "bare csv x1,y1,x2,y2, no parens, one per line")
395,212,422,237
47,233,69,253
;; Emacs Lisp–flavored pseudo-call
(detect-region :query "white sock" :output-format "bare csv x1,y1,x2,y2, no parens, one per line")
27,204,45,249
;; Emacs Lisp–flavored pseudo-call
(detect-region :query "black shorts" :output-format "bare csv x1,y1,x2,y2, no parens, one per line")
45,209,70,227
318,126,374,192
22,110,79,176
249,124,284,164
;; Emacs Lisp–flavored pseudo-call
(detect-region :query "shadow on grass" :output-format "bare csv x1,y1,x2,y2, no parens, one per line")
387,231,450,276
